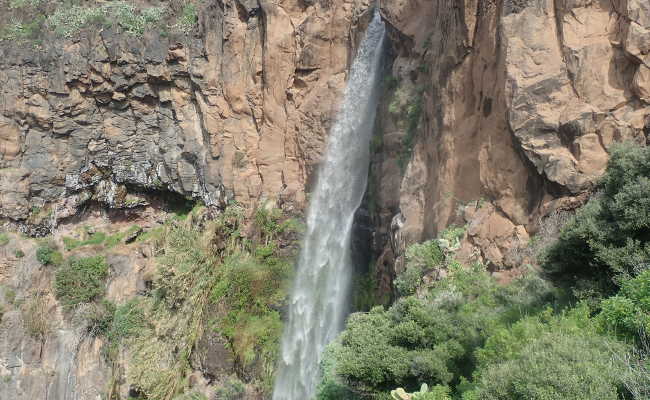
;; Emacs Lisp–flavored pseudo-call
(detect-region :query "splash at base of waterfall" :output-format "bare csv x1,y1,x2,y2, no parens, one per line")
272,8,386,400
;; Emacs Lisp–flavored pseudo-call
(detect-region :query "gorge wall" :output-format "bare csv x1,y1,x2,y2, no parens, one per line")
1,0,649,398
0,0,372,228
370,0,650,291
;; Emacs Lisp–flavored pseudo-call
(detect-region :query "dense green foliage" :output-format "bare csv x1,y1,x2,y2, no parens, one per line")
48,1,165,37
465,307,627,400
54,255,108,308
320,143,650,400
62,225,140,251
599,269,650,338
321,265,557,397
36,242,63,266
543,143,650,294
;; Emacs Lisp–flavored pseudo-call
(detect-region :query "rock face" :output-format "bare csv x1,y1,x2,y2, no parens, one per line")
0,0,372,228
1,0,650,397
371,0,650,280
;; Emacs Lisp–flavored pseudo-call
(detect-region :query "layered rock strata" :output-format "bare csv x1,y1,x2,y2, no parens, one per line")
0,0,372,229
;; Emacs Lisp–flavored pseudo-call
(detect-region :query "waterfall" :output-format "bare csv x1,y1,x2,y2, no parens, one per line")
272,9,386,400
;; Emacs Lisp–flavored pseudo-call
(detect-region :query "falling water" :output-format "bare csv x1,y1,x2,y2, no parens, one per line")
273,9,386,400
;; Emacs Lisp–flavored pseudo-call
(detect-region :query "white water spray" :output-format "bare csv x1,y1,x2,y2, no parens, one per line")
273,10,386,400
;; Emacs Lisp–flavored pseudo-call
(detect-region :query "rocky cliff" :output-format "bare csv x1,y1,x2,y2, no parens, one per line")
0,0,372,229
1,0,650,398
0,0,373,398
370,0,650,290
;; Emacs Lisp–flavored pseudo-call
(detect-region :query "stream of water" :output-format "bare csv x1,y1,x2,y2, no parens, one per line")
272,9,386,400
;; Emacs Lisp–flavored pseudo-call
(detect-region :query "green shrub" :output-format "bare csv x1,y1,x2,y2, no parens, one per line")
0,17,44,41
598,269,650,338
107,299,146,343
54,256,109,308
14,249,24,258
124,205,297,399
322,266,557,397
391,384,451,400
0,233,9,246
399,92,423,171
542,143,650,295
36,243,63,266
84,300,116,337
8,0,42,9
214,377,245,400
63,232,106,251
395,240,444,296
464,307,628,400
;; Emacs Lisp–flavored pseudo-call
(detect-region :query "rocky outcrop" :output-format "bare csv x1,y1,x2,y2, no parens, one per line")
0,0,372,230
371,0,650,278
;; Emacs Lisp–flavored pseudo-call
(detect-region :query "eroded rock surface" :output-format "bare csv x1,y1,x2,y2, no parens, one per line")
0,0,372,230
371,0,650,281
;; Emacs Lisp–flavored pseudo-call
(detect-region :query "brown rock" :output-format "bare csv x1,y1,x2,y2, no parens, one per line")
633,64,650,103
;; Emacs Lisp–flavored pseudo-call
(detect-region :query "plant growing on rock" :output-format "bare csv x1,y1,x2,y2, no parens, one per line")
542,143,650,296
119,204,298,399
23,294,51,340
391,384,451,400
54,255,108,308
36,242,63,266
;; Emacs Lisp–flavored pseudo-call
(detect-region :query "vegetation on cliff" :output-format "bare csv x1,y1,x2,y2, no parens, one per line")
97,204,300,399
319,143,650,400
0,0,198,42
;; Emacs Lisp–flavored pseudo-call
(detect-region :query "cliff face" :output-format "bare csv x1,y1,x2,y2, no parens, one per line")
371,0,650,285
0,0,371,229
1,0,650,398
0,1,372,398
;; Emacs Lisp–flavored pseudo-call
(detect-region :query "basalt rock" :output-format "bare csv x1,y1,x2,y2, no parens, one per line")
0,0,373,231
370,0,650,282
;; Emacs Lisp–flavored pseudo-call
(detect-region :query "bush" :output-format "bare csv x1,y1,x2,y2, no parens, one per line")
464,307,628,400
391,384,451,400
36,243,63,266
23,295,51,340
394,240,444,296
14,249,24,258
0,17,44,41
172,3,198,34
107,299,146,344
54,256,109,308
542,143,650,295
0,233,9,246
125,205,297,399
598,269,650,338
321,266,557,397
83,300,116,337
9,0,42,9
214,377,245,400
63,232,106,250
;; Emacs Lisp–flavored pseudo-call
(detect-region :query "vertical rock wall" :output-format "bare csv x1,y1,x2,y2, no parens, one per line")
373,0,649,284
0,0,372,229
